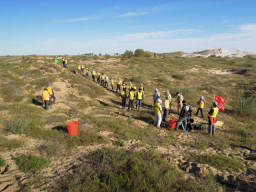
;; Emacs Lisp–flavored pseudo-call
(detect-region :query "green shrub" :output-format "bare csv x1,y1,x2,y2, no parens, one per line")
247,153,256,160
53,148,220,192
134,49,146,57
232,95,256,118
122,50,133,58
5,117,41,134
0,156,5,167
172,73,185,80
14,154,49,174
191,154,244,172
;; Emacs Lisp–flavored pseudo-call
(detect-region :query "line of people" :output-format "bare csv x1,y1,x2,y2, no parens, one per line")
58,62,220,136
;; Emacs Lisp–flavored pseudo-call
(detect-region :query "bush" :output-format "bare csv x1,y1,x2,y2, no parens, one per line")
14,154,49,174
5,117,41,134
172,73,185,80
191,154,244,172
0,156,5,167
53,148,220,192
247,153,256,160
232,95,256,118
134,49,145,57
122,50,134,58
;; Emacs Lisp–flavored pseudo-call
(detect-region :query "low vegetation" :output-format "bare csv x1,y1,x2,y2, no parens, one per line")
53,148,220,192
0,156,5,167
191,154,245,172
14,154,49,174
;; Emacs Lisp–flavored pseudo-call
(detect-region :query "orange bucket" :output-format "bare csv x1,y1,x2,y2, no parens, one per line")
169,120,177,130
66,121,78,136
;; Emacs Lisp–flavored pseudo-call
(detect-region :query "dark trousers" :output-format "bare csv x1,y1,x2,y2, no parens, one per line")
128,99,134,110
44,100,49,110
50,95,56,104
116,85,121,92
122,97,126,108
92,75,95,81
196,108,204,118
163,108,169,122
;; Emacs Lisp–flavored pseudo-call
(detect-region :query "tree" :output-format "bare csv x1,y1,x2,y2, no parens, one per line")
122,50,134,58
134,49,145,57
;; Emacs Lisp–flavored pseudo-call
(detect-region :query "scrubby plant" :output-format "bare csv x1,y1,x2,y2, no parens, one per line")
14,154,49,174
0,156,5,167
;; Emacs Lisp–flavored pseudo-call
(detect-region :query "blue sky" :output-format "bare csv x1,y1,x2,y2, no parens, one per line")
0,0,256,55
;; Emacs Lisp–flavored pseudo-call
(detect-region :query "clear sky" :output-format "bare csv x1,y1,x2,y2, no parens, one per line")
0,0,256,55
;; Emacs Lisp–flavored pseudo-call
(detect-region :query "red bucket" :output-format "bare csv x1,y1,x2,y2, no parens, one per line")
66,121,78,136
169,120,177,130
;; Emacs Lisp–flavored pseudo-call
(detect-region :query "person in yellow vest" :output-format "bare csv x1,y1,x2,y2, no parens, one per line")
110,78,115,91
139,83,144,92
62,58,65,67
154,98,162,128
97,72,101,83
128,87,135,110
136,88,144,111
47,84,56,104
81,65,85,73
116,79,122,93
64,59,68,68
92,70,96,81
120,87,127,109
42,88,50,110
208,101,219,136
77,65,81,74
196,96,206,118
177,92,184,114
166,91,172,113
163,95,170,122
86,68,89,78
129,81,133,90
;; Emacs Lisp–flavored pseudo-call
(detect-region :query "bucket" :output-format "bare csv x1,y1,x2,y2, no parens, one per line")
66,121,78,136
169,120,177,130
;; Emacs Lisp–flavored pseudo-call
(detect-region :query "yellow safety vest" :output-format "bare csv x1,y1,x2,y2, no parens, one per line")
111,80,114,85
165,99,170,109
78,65,81,70
47,86,53,95
199,100,205,109
65,60,68,64
42,90,49,101
178,94,183,104
121,90,126,97
155,102,161,114
92,71,96,75
118,80,121,85
137,91,143,100
129,91,135,100
209,107,219,118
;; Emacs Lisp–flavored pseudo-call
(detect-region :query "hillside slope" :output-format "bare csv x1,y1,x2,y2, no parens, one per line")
0,55,255,192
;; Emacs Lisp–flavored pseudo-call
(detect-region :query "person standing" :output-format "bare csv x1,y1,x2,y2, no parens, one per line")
163,95,170,122
128,88,135,110
110,78,115,91
42,88,50,110
47,84,56,104
176,100,192,132
120,88,127,109
136,88,144,111
116,79,122,93
153,88,160,106
208,101,219,136
196,96,206,118
154,98,163,128
177,92,184,114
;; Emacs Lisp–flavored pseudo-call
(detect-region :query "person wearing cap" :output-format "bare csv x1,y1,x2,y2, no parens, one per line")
163,94,170,122
136,88,144,111
208,101,219,136
47,83,56,104
176,100,192,132
196,96,206,118
42,88,50,110
153,88,160,106
128,87,136,110
166,91,172,113
154,98,163,128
